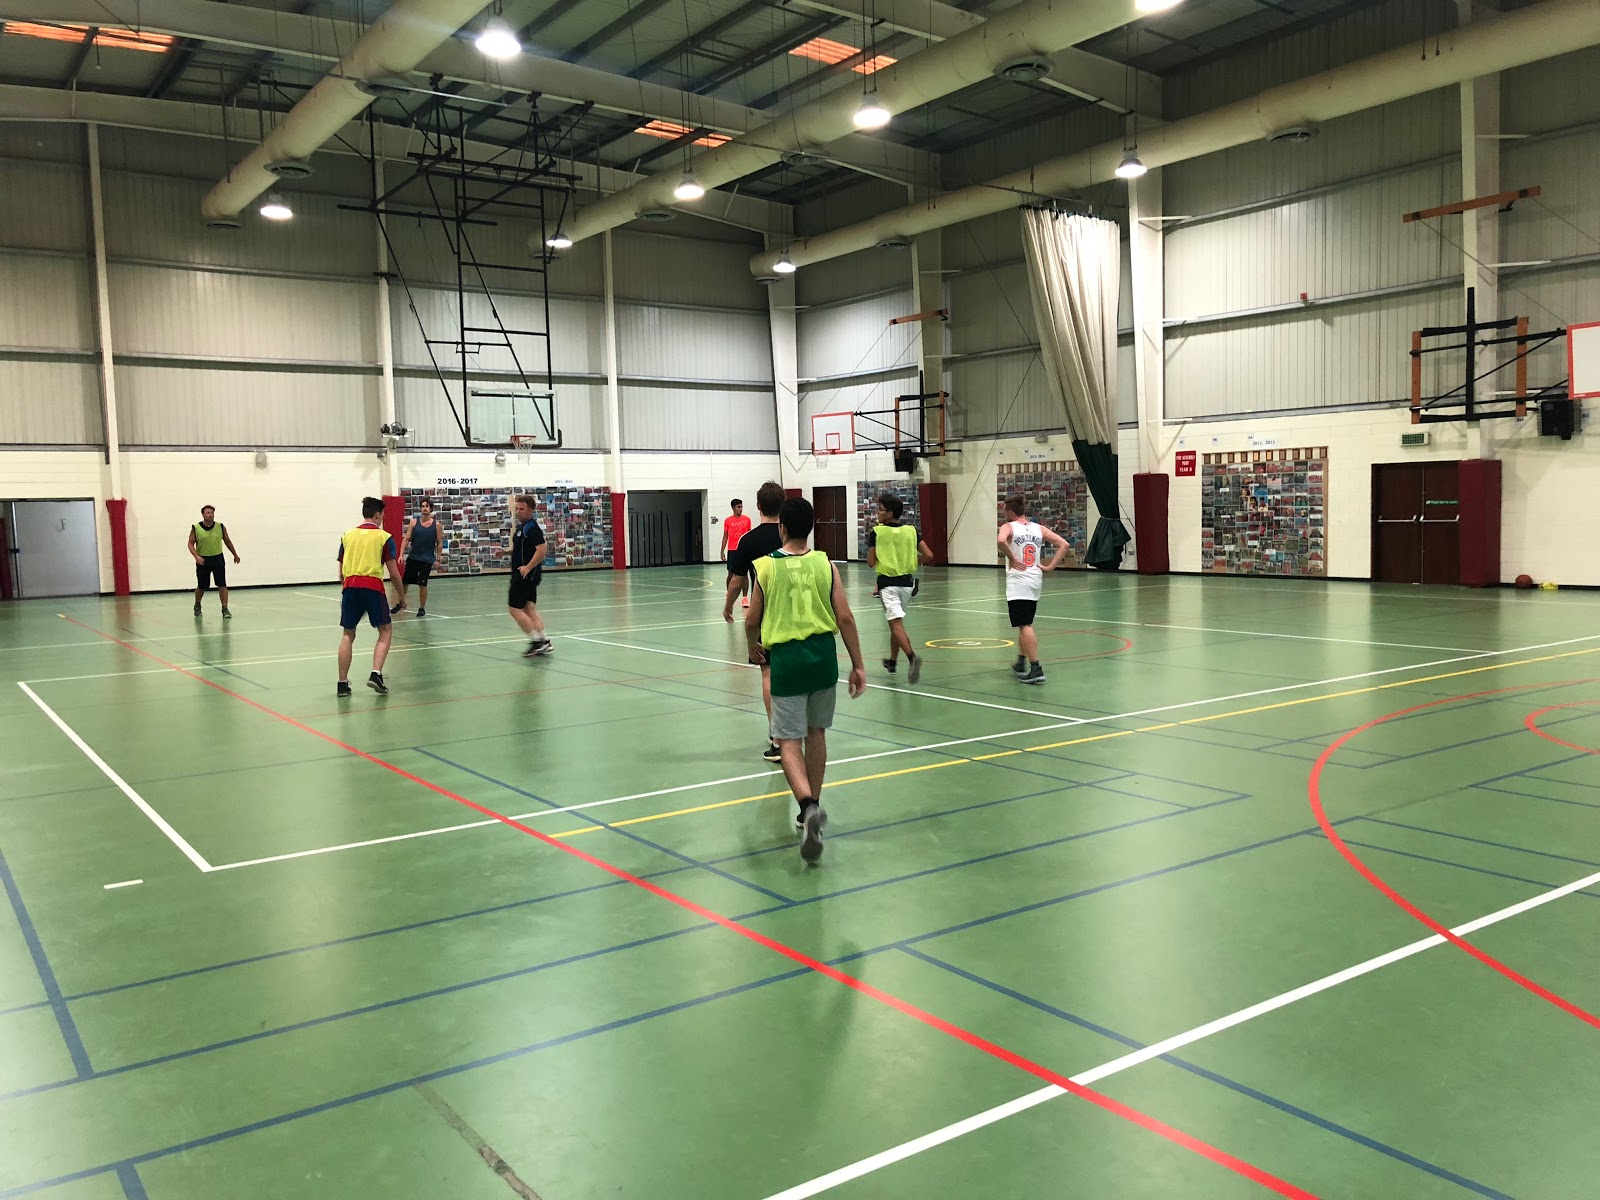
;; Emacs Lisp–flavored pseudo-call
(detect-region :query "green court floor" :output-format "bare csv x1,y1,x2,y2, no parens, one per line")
2,566,1598,1199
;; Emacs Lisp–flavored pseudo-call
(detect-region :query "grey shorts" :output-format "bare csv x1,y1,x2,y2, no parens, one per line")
770,687,838,740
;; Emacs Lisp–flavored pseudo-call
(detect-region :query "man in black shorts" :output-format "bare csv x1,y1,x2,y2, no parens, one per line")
723,480,786,762
506,493,552,657
188,504,241,618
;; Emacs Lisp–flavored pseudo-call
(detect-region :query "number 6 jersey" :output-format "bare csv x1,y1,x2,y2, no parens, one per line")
1004,518,1045,601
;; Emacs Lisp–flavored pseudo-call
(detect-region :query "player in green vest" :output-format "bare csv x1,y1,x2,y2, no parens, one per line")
867,493,934,684
188,504,241,618
747,496,867,862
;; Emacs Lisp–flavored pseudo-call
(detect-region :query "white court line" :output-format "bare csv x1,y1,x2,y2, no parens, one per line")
200,631,1600,871
102,879,143,890
565,635,1082,722
932,603,1485,654
762,862,1600,1199
17,683,213,873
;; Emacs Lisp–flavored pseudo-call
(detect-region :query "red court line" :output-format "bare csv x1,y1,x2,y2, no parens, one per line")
1039,630,1135,661
1524,700,1600,755
63,614,1318,1198
1309,682,1600,1030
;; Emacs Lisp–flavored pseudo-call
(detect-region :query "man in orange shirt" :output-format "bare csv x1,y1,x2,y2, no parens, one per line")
336,497,404,697
720,498,753,608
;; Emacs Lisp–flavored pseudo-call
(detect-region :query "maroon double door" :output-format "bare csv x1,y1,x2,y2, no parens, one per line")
1372,462,1460,584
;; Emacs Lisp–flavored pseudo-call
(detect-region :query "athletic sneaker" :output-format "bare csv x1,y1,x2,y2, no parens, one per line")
881,658,897,675
221,608,232,619
911,577,921,597
389,601,405,614
762,742,782,764
799,802,828,862
193,604,201,616
907,654,922,685
368,671,388,695
794,808,806,832
522,639,553,658
336,681,352,698
416,607,426,617
1011,656,1028,676
1018,663,1046,686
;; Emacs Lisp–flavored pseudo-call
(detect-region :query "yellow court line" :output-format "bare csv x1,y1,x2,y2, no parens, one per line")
545,646,1599,838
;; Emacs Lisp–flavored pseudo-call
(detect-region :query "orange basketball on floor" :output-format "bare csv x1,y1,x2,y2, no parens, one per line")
1515,574,1535,589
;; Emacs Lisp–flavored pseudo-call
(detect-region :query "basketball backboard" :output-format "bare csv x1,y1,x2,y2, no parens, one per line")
810,411,855,455
1570,322,1600,400
468,389,562,448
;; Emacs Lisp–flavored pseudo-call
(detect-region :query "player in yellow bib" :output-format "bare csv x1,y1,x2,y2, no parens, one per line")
188,504,240,618
747,497,866,861
867,493,934,683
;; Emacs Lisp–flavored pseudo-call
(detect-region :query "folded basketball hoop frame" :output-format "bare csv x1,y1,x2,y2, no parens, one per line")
1409,287,1569,425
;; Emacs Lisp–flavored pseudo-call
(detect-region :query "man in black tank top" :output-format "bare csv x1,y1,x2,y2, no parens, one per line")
393,498,443,616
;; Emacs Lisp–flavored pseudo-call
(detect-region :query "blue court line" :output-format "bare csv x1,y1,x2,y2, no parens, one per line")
7,787,1269,1105
115,1164,149,1200
1472,782,1600,812
0,961,825,1200
1468,750,1592,789
1317,835,1600,901
1354,817,1600,869
897,946,1513,1200
53,773,1133,1006
414,749,793,905
0,848,91,1078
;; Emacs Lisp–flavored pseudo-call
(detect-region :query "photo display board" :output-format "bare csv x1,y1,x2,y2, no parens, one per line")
996,461,1087,568
1200,449,1328,577
398,486,613,574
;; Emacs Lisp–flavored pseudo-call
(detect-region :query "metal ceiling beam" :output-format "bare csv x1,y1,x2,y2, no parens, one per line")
0,82,792,236
560,0,677,64
0,0,928,185
786,0,1163,117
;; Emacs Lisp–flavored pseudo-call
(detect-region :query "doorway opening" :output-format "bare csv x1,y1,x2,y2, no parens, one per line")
628,491,705,567
812,486,849,561
1371,463,1460,584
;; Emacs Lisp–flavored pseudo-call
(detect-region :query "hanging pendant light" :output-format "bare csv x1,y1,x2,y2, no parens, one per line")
1114,149,1147,179
673,172,705,202
258,192,294,220
853,91,891,130
475,17,521,60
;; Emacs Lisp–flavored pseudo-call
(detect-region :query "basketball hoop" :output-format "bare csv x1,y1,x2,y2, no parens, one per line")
510,435,540,452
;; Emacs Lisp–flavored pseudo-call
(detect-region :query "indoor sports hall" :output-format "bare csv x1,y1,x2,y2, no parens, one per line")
2,2,1599,1198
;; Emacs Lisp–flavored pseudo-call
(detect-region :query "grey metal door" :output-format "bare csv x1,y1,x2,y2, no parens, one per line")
10,500,100,597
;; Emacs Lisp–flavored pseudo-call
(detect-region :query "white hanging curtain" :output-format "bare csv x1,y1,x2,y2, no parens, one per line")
1019,210,1120,445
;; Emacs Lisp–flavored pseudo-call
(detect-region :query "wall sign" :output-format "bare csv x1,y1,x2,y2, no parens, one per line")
1175,451,1197,477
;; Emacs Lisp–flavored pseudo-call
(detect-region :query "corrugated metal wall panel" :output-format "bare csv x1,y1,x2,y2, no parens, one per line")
397,375,603,450
947,351,1055,438
1502,130,1600,268
115,365,377,446
0,360,101,444
109,265,375,364
1165,162,1458,318
0,159,87,253
102,172,373,277
941,212,1024,274
1499,263,1600,357
1504,43,1600,132
618,305,771,383
1116,342,1136,426
1163,92,1458,217
949,267,1035,355
0,255,94,349
621,385,777,452
797,290,917,380
796,250,909,308
612,231,766,309
1166,284,1457,419
393,291,601,377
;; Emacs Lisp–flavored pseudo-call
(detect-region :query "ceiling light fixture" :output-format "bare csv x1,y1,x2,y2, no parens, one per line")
773,253,797,274
546,228,573,250
853,91,891,130
258,193,294,221
1114,149,1147,180
474,17,521,60
673,172,705,202
1134,0,1184,11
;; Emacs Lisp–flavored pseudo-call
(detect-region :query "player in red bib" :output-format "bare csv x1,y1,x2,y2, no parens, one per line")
720,498,754,608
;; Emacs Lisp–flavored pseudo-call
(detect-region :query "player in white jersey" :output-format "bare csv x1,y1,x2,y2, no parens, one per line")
997,495,1070,685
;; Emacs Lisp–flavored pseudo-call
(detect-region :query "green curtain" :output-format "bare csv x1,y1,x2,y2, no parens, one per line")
1072,439,1129,570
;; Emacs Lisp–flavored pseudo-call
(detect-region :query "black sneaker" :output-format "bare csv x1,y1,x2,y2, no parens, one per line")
1018,663,1046,686
907,654,922,685
367,672,388,695
523,639,553,658
221,608,232,619
1011,656,1028,676
416,607,426,617
799,802,828,862
337,681,352,698
794,807,806,832
881,658,897,675
762,742,782,763
389,601,405,614
193,604,202,617
911,577,921,597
